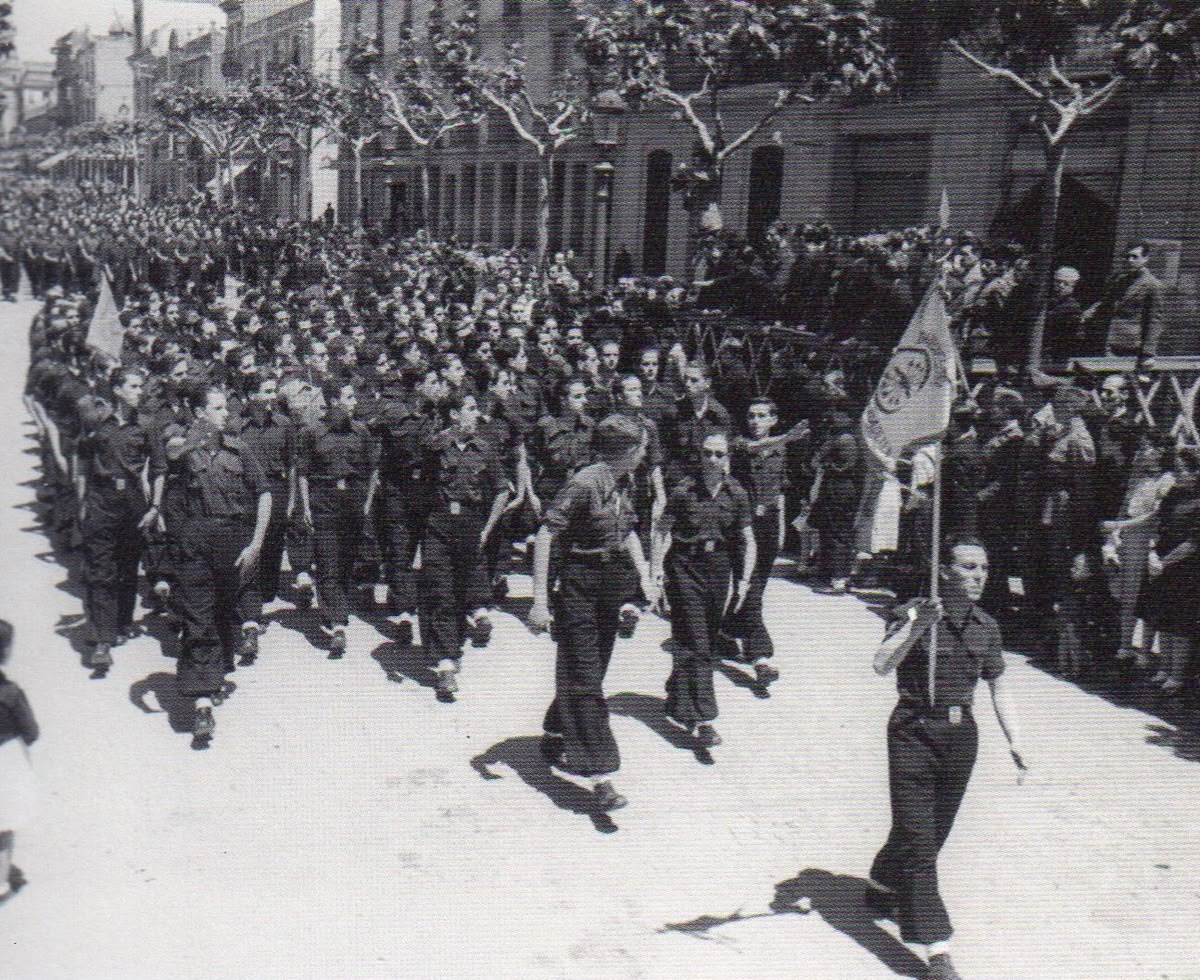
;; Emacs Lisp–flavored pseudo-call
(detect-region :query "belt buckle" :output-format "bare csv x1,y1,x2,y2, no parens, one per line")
704,539,715,553
449,500,461,515
754,504,765,518
114,477,126,491
948,706,962,725
336,477,347,491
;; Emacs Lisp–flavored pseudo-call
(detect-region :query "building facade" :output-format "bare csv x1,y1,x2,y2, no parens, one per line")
0,59,55,139
221,0,341,221
131,22,229,200
346,1,1200,351
52,23,136,127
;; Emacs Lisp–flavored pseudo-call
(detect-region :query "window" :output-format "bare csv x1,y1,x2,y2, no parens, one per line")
443,172,457,238
520,164,539,249
746,145,784,247
461,165,477,243
502,0,522,46
550,32,571,77
569,163,589,255
498,163,518,246
642,150,672,275
427,164,441,235
847,134,930,234
549,160,567,254
478,164,495,244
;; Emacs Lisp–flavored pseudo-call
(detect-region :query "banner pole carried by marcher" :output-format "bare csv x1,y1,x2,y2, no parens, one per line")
860,285,957,702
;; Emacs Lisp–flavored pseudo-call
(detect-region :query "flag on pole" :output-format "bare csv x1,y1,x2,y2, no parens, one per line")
938,187,951,228
85,270,124,363
861,286,957,466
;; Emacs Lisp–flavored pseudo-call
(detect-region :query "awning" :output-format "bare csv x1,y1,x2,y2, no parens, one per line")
35,149,72,172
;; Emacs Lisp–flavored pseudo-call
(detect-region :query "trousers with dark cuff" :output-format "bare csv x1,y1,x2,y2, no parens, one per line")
419,504,491,664
664,544,731,727
870,701,979,945
174,516,261,698
82,481,147,646
544,551,638,777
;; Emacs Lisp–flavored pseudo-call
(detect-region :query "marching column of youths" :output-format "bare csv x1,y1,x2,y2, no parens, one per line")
47,175,1200,977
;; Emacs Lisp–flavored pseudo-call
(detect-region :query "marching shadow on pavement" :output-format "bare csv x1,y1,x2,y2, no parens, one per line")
607,691,714,765
713,659,771,700
1144,722,1200,762
369,639,440,691
141,612,182,659
660,868,926,979
268,606,337,657
129,671,198,734
470,736,618,834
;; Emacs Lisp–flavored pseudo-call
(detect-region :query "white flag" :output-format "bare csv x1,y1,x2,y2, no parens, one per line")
85,271,124,362
224,274,244,312
861,287,957,465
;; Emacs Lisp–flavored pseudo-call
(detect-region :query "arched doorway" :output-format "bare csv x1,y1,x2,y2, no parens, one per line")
990,175,1118,305
746,145,784,246
642,150,672,275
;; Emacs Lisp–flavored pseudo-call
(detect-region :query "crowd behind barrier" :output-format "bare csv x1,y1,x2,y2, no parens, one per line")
4,172,1198,723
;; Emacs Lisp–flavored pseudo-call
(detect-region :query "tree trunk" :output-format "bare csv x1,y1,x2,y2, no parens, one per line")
352,144,365,233
419,153,432,233
211,150,226,206
131,137,142,201
535,155,552,271
686,166,724,285
1025,140,1066,373
226,145,238,208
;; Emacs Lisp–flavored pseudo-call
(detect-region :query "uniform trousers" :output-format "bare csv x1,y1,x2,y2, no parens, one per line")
419,506,491,663
543,553,638,777
257,477,290,604
725,513,779,661
82,484,147,645
378,482,426,614
310,481,367,627
664,547,731,726
870,702,979,945
143,479,185,587
0,257,18,298
174,516,260,697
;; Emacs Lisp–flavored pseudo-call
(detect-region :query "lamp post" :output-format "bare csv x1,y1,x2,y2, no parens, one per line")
590,88,627,288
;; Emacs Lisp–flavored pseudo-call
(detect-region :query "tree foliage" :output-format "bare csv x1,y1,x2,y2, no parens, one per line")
379,0,483,151
575,0,893,217
1112,0,1200,82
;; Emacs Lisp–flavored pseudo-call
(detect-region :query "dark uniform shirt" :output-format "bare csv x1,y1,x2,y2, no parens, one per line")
170,424,270,519
533,412,595,493
544,462,638,551
238,409,296,480
296,420,379,481
667,396,731,465
374,398,440,486
665,475,752,546
732,439,788,517
78,412,168,486
421,429,507,507
890,602,1005,708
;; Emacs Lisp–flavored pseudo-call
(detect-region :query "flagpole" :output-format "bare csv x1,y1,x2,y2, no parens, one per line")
927,443,942,706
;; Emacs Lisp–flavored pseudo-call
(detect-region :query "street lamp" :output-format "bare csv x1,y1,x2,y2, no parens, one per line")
590,88,627,288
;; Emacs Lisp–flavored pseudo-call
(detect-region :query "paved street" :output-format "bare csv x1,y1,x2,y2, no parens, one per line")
1,297,1198,980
